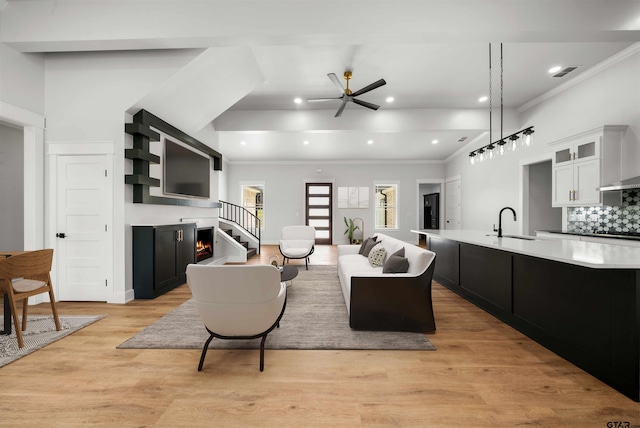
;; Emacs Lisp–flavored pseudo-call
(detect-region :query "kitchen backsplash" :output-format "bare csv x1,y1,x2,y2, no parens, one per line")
567,190,640,233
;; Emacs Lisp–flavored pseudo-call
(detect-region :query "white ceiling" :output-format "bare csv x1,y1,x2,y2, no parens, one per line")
2,0,639,163
215,41,634,162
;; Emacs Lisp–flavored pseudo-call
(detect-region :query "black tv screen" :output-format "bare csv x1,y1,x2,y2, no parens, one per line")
164,138,210,198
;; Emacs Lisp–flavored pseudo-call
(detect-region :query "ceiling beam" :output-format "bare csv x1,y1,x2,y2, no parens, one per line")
2,0,639,53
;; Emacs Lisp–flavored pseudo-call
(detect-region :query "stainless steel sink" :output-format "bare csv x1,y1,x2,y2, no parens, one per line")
486,234,538,241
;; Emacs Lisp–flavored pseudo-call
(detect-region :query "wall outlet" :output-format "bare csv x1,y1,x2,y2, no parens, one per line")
569,213,577,221
590,214,599,221
576,213,586,221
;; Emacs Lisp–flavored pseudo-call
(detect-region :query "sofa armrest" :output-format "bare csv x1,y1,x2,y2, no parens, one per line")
338,244,361,258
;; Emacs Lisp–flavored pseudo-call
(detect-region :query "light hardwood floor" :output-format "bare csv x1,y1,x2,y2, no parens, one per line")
2,245,638,427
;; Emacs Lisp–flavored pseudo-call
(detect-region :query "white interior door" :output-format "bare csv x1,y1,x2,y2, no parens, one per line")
445,179,461,230
56,155,112,301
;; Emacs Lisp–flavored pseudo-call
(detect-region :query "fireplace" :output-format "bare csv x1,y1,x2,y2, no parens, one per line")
196,227,214,262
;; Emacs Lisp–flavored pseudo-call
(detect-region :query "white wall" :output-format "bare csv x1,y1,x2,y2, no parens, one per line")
0,44,45,115
45,49,221,302
226,161,446,245
446,46,640,235
0,122,24,250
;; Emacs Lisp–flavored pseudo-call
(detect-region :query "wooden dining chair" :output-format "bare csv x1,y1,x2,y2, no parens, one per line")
0,249,61,348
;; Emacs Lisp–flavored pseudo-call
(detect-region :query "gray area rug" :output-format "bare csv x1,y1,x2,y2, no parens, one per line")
118,265,436,351
0,315,106,368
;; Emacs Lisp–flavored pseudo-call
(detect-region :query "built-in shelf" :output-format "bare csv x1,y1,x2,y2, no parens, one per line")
124,109,223,207
124,174,161,187
125,148,160,164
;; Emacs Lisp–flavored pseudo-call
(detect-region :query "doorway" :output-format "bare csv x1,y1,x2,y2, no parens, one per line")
417,180,444,246
522,159,562,235
305,183,332,245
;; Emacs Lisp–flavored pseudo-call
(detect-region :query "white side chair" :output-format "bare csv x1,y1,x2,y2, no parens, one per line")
278,225,316,270
186,264,287,372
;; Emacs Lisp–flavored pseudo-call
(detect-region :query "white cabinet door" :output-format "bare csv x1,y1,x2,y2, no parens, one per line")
445,179,461,230
574,159,600,205
552,163,574,206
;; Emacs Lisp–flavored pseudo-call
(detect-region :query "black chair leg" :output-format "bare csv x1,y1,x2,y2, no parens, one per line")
198,334,215,371
305,257,309,270
259,334,267,372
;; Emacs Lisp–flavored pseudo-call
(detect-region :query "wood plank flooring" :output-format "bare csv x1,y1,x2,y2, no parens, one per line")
1,245,638,427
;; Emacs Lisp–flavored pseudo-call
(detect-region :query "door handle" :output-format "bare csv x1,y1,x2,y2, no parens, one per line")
56,233,66,239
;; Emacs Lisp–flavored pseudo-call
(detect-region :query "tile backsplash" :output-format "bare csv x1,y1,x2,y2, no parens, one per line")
567,190,640,233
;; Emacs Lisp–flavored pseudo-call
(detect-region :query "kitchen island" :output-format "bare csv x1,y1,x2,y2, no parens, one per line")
413,229,640,401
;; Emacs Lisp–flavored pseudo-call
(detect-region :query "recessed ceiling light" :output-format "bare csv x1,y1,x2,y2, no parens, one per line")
367,140,374,145
303,140,309,145
386,97,394,103
294,97,302,104
240,141,246,145
478,96,488,102
548,66,562,74
432,139,439,145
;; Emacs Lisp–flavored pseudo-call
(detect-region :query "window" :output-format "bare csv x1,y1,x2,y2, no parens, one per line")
374,184,397,229
241,184,264,228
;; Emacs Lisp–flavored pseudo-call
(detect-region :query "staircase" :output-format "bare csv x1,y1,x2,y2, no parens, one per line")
218,201,261,260
220,227,257,259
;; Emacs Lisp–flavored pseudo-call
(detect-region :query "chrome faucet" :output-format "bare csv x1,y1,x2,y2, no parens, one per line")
494,207,517,238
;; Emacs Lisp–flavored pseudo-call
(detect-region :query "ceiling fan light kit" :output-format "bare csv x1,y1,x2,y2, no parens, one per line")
306,70,387,117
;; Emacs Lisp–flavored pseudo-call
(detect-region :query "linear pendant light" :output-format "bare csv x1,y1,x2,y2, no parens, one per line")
470,43,534,165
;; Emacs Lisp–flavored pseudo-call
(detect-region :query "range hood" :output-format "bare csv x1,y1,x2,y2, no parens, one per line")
597,176,640,192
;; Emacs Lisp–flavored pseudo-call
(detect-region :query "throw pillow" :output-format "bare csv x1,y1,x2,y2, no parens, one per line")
358,237,371,254
383,255,410,273
391,247,405,258
360,237,378,257
367,242,387,267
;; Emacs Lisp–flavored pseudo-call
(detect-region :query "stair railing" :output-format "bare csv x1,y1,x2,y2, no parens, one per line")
219,201,261,253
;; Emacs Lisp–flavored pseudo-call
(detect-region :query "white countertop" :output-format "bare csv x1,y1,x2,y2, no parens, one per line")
412,229,640,269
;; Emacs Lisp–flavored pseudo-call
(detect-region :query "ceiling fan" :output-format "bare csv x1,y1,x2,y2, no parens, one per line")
307,71,387,117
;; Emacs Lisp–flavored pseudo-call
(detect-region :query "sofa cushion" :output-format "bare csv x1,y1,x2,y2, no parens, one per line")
360,237,378,257
367,242,387,267
382,250,410,273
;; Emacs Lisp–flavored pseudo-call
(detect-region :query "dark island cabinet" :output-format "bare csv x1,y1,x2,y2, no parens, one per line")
132,223,196,299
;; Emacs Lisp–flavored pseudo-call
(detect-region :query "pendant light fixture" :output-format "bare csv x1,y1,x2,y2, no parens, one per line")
470,43,534,165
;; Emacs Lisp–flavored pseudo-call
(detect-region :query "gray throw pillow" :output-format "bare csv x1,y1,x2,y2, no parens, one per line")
383,254,410,273
360,237,378,256
391,247,405,258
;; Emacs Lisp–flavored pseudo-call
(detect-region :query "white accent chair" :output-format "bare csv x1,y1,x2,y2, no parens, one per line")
278,225,316,270
186,264,287,372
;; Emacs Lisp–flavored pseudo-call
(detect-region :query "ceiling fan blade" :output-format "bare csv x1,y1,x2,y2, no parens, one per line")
353,98,380,111
306,97,341,103
351,78,387,97
335,99,349,117
327,73,345,95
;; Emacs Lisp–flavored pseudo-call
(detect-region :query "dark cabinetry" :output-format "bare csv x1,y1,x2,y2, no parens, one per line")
428,237,640,401
427,236,459,286
132,223,196,299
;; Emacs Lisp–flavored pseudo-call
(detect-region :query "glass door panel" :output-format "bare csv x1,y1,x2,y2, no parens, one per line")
306,183,332,245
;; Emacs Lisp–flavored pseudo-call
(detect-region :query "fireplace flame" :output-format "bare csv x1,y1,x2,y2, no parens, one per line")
197,240,213,254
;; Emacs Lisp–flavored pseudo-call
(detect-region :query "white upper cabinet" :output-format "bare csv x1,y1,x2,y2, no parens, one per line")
549,125,627,207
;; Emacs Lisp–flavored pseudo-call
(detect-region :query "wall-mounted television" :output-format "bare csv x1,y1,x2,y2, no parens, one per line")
163,138,210,198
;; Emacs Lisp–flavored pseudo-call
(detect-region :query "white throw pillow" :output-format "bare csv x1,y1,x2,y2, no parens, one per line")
367,242,387,267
